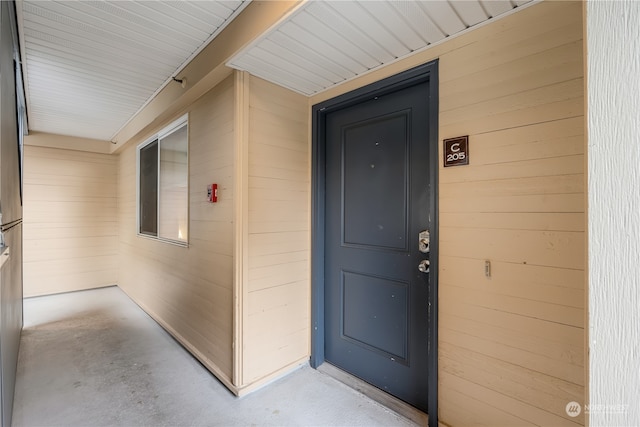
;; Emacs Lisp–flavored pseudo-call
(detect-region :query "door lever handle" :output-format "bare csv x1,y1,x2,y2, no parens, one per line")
418,259,430,274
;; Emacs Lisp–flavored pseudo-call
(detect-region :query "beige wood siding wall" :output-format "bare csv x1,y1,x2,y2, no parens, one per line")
438,3,584,425
23,145,117,297
117,76,236,385
240,75,310,386
312,2,585,426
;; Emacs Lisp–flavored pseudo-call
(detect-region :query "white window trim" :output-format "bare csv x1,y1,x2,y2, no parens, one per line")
136,113,189,247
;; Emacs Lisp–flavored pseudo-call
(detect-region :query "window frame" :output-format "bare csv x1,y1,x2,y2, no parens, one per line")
136,114,189,247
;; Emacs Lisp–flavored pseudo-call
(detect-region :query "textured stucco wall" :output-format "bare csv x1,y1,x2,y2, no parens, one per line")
587,1,640,425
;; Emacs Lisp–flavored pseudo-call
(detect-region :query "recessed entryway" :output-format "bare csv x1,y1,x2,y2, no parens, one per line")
311,62,439,427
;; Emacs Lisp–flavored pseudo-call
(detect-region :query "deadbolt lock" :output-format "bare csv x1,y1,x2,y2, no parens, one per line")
418,229,430,253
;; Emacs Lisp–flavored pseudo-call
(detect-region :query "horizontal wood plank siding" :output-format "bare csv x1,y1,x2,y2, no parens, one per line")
437,2,585,425
117,76,235,383
243,75,310,384
23,145,117,297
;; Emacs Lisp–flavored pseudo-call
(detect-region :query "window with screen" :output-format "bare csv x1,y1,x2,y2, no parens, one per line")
137,115,188,245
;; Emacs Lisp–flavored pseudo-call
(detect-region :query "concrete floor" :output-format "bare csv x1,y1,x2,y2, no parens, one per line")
12,286,417,427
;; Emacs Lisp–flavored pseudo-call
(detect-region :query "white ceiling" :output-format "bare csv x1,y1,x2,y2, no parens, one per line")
18,0,248,141
17,0,534,143
227,0,533,96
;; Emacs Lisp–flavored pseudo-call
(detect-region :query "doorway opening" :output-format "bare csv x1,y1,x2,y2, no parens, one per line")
311,61,439,427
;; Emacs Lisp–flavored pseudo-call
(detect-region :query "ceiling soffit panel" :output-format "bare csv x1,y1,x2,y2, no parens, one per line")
227,0,534,96
19,0,248,141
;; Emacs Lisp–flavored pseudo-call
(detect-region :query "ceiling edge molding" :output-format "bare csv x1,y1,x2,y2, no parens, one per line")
25,131,113,154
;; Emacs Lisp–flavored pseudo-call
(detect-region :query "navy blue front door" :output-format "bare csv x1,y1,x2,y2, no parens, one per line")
324,80,432,412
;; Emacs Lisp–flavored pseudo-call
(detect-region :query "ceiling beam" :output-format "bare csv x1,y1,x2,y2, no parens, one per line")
110,0,301,154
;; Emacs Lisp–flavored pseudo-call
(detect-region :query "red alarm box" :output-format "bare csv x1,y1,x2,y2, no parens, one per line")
207,184,218,203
